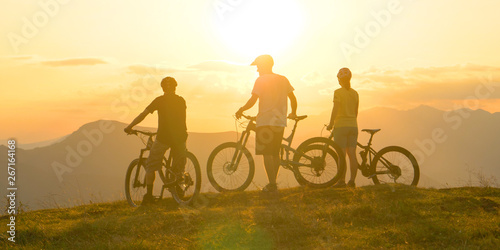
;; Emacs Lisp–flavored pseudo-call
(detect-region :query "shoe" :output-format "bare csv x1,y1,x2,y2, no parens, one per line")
347,180,356,188
168,184,186,199
141,193,155,206
261,183,278,193
332,181,346,188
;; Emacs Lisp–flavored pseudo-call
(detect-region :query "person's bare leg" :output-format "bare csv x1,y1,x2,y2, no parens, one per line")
338,148,347,182
145,171,156,198
272,155,280,184
146,171,155,185
263,154,280,185
346,147,358,182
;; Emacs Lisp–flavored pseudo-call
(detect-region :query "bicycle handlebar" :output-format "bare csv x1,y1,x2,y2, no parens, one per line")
240,114,307,122
126,129,157,137
241,114,256,121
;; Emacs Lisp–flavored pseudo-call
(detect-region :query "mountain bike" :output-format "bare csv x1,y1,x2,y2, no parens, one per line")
206,114,345,192
298,128,420,186
125,130,201,207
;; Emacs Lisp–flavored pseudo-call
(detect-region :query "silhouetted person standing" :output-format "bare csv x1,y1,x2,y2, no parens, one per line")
124,77,187,204
327,68,359,188
236,55,297,192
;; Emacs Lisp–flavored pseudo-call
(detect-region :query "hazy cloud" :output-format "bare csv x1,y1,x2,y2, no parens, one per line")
42,58,108,67
188,60,250,73
127,64,184,75
357,64,499,88
354,64,500,111
301,71,332,87
314,64,500,111
126,61,249,76
4,55,34,61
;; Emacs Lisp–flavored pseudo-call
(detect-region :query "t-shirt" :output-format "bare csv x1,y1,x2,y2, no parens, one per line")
333,87,359,128
251,73,294,127
146,93,187,144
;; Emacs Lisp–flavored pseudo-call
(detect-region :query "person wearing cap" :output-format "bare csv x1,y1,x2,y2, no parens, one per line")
327,68,359,188
235,55,298,193
124,76,187,204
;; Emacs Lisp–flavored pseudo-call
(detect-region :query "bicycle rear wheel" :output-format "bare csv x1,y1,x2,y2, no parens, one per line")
125,158,147,207
370,146,420,186
293,144,344,188
207,142,255,192
168,151,201,205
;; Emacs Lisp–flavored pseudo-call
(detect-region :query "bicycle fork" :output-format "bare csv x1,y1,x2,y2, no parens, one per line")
229,131,251,172
133,149,148,188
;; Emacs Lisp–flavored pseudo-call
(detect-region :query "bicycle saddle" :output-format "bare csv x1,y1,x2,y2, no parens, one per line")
362,129,381,135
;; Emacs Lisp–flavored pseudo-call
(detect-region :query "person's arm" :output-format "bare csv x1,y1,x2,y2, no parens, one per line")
124,109,149,133
235,94,258,119
327,103,339,131
355,100,359,117
288,92,297,119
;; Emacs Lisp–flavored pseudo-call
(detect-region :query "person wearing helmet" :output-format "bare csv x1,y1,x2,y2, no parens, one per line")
235,55,298,193
124,76,187,204
327,68,359,188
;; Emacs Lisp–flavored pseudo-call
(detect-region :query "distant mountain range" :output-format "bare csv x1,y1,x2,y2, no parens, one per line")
1,136,68,150
1,105,499,210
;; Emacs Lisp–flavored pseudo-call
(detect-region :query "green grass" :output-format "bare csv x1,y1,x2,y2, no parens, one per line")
1,185,499,249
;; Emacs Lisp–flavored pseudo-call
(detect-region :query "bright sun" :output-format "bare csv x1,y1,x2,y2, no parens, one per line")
214,0,304,58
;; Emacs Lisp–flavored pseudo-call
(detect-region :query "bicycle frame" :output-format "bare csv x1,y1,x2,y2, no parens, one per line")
231,115,312,171
356,135,377,172
228,118,255,171
132,133,154,188
280,118,314,169
131,131,174,192
325,129,401,178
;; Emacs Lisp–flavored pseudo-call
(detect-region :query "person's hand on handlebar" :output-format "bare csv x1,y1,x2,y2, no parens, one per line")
235,107,244,120
326,124,333,131
124,126,134,134
287,112,297,120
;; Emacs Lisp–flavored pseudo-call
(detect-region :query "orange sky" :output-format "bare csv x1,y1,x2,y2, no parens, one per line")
1,0,499,143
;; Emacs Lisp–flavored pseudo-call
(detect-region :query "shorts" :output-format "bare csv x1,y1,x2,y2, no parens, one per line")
255,126,284,155
145,140,186,173
333,127,358,149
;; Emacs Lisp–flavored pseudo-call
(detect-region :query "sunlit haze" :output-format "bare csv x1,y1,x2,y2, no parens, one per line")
1,0,499,143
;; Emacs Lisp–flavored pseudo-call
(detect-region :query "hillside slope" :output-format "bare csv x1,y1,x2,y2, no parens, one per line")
1,185,499,249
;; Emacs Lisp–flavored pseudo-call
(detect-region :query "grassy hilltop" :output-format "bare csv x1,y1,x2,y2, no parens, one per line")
1,185,499,249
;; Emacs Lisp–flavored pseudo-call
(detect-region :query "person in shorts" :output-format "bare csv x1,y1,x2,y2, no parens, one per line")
124,77,187,204
235,55,297,193
327,68,359,188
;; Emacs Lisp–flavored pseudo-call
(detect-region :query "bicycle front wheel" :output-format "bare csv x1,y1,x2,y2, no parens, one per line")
293,144,344,188
125,158,147,207
170,151,201,205
370,146,420,186
207,142,255,192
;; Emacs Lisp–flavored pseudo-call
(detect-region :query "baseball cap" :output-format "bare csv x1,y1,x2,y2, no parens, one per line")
251,55,274,67
337,68,352,80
